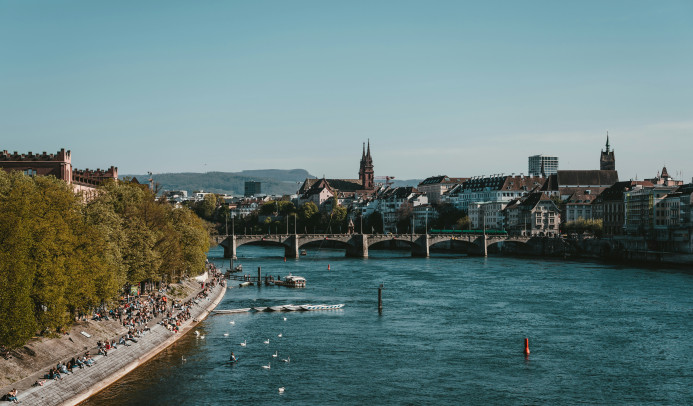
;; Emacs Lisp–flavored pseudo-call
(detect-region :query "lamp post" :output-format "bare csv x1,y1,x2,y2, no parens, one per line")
425,208,429,234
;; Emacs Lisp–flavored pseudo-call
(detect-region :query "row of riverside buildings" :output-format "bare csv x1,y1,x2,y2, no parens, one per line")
293,139,692,250
3,142,691,252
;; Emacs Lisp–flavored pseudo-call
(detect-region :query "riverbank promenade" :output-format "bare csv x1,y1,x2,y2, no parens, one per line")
12,281,227,405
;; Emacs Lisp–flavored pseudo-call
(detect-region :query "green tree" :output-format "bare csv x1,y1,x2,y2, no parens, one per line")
0,172,39,347
197,193,218,220
365,211,384,234
298,202,319,232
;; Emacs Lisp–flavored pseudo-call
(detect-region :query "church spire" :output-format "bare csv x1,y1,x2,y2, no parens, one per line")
358,140,374,191
605,131,610,153
600,132,615,171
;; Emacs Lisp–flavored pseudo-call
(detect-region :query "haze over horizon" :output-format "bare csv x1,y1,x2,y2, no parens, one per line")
2,1,691,182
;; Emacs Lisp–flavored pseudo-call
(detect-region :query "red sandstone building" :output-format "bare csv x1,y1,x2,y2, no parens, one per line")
0,148,118,195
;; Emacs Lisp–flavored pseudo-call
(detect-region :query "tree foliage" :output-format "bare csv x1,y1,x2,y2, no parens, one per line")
563,218,603,237
0,172,210,349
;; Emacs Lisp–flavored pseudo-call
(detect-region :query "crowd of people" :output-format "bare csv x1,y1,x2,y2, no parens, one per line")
3,265,225,403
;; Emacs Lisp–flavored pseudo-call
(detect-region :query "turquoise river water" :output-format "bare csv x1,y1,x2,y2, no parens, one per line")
82,245,693,405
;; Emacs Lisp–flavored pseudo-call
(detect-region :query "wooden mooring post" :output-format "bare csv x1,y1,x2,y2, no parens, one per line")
257,267,261,286
378,283,384,313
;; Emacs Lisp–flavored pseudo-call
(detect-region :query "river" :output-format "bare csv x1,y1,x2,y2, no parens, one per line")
82,245,693,405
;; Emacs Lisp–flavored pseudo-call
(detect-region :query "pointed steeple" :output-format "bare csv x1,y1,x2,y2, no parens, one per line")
358,140,374,191
605,131,610,153
600,132,615,171
362,142,366,158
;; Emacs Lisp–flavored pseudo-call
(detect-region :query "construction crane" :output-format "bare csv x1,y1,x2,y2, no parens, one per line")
374,176,395,187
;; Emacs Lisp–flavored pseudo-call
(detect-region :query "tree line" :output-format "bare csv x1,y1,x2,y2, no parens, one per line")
0,172,210,349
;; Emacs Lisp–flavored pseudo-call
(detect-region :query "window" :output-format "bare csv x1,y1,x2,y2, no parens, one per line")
24,168,37,176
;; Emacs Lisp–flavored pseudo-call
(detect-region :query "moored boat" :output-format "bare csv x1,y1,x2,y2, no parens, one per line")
274,274,306,288
214,308,251,314
299,304,345,311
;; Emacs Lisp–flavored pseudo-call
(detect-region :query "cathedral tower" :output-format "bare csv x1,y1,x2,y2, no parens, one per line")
600,133,615,171
359,140,374,190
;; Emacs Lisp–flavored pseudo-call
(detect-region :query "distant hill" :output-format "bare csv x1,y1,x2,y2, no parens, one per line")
123,170,423,196
124,169,315,196
390,179,423,188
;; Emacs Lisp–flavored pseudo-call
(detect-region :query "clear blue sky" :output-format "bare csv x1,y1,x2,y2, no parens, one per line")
1,1,691,182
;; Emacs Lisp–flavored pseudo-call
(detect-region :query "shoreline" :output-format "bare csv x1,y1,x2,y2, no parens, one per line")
7,280,227,405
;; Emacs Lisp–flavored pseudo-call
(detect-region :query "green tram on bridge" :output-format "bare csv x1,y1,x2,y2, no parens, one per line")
429,229,508,236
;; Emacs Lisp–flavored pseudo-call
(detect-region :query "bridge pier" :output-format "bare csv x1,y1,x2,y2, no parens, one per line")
411,234,429,257
285,234,300,258
223,236,237,259
346,234,369,258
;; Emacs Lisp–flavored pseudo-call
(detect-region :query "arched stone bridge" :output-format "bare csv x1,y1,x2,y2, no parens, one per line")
215,233,537,258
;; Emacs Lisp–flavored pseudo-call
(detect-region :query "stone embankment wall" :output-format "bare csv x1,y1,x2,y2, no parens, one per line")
491,236,693,266
12,282,226,406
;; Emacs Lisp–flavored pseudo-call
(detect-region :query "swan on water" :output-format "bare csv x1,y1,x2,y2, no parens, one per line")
278,333,283,338
194,331,200,336
264,339,270,344
261,363,271,369
223,333,229,337
283,317,287,321
281,357,290,363
278,387,285,393
229,321,235,325
272,351,278,358
240,340,247,347
200,335,205,340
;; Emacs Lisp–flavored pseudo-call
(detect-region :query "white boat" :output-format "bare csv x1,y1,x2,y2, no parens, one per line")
214,308,251,314
299,304,345,311
274,274,306,288
282,305,302,311
268,305,287,312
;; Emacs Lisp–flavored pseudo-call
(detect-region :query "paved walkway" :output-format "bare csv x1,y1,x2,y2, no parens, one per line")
14,282,227,405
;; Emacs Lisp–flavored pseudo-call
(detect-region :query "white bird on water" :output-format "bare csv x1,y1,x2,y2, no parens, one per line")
194,331,200,336
272,351,278,358
240,340,247,347
229,321,235,325
200,335,205,340
181,355,186,362
278,387,285,394
261,363,271,370
283,317,287,321
264,339,270,344
278,333,283,338
223,333,229,337
281,357,290,363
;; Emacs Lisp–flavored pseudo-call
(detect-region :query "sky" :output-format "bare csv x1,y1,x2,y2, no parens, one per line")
1,0,692,182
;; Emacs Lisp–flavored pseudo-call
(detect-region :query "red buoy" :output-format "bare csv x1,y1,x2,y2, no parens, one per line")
327,264,331,270
284,257,286,262
523,338,530,356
